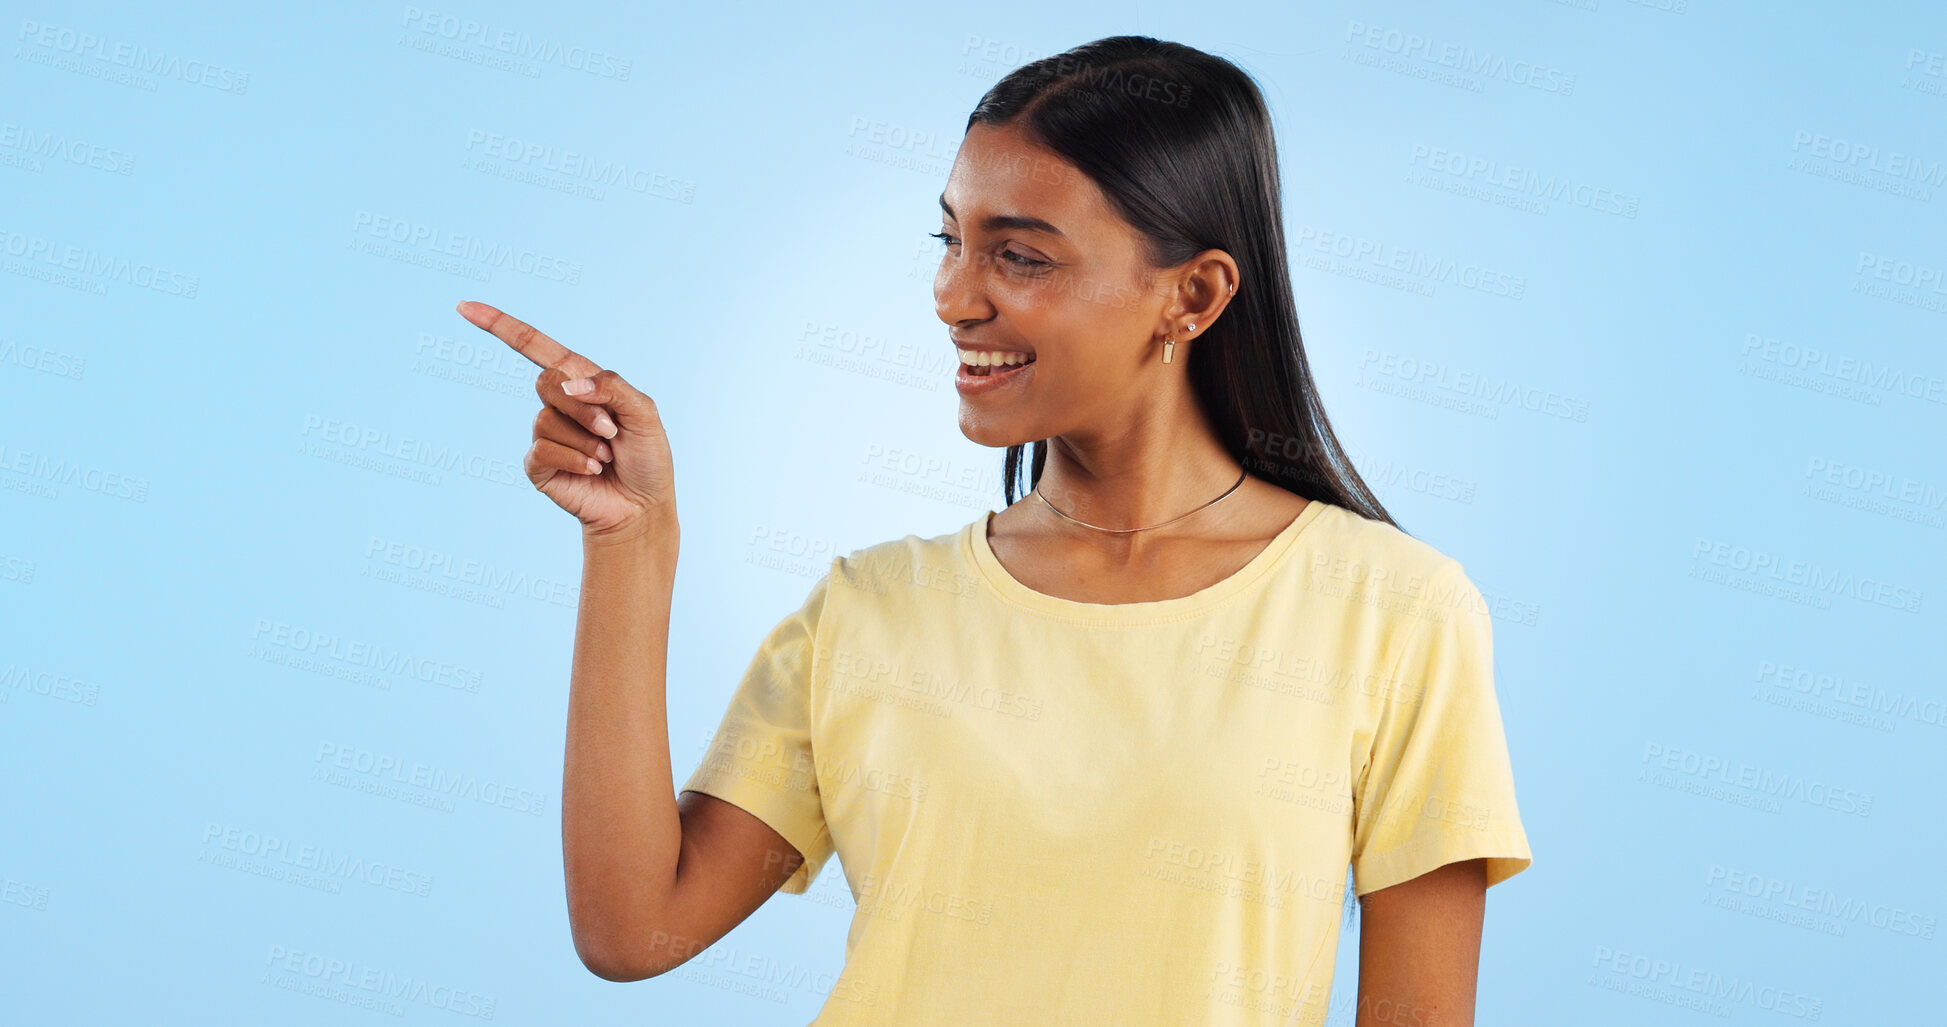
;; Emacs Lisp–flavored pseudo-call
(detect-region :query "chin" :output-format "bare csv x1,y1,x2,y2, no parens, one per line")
957,412,1034,449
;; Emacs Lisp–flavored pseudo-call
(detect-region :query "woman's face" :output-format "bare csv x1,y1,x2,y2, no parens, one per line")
934,121,1170,449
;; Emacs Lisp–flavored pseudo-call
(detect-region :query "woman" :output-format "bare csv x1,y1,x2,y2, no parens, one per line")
458,34,1531,1026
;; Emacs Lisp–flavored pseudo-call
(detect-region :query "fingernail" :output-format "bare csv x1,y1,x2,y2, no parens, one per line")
563,377,593,396
593,413,617,438
595,441,612,461
585,458,602,474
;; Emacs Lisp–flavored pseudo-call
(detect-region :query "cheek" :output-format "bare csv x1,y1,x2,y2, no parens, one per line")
992,275,1060,313
1007,271,1118,329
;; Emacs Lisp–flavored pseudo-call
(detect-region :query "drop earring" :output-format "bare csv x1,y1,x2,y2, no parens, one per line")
1164,323,1195,364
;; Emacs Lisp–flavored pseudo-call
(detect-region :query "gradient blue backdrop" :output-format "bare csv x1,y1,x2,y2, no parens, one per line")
4,1,1943,1023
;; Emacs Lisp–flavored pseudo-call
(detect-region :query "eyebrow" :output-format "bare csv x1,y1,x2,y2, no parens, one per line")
938,194,1066,239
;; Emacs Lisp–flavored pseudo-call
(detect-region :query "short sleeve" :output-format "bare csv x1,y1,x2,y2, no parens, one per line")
1350,563,1532,897
679,567,836,895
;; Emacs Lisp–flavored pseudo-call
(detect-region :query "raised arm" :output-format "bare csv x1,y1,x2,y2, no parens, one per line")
569,529,811,979
456,301,809,981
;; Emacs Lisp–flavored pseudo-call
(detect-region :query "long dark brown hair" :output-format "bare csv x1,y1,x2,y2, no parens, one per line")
967,35,1400,531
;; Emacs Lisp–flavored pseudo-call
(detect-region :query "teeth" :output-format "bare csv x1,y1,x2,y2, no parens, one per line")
957,348,1035,367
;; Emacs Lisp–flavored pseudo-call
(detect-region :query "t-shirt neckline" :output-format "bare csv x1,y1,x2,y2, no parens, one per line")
963,498,1331,624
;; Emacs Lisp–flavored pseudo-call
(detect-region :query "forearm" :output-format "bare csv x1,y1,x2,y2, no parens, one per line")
561,514,682,975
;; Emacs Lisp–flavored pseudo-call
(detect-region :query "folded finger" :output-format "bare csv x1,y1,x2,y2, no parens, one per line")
534,406,612,462
535,367,619,440
528,437,604,479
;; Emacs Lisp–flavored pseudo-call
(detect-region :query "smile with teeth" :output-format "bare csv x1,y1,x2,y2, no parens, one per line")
958,348,1037,377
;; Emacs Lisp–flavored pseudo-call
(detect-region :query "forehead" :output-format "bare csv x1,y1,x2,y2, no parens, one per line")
941,122,1110,232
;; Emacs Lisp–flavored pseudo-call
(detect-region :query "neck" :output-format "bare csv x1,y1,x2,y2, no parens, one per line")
1029,398,1247,547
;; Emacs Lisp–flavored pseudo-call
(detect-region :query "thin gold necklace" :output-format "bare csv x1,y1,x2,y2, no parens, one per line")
1032,469,1249,534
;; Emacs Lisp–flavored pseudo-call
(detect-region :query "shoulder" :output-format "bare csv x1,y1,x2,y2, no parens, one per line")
827,518,979,601
1300,506,1498,716
1302,499,1470,590
1292,500,1487,639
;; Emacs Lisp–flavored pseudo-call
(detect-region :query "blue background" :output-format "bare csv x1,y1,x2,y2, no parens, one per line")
4,1,1943,1023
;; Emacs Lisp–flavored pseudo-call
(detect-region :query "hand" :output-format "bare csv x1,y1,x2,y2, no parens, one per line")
456,301,676,540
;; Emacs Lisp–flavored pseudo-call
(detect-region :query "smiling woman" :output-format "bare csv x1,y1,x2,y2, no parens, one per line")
493,31,1533,1027
684,34,1533,1025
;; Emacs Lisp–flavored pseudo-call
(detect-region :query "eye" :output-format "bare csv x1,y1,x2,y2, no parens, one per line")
929,230,1049,270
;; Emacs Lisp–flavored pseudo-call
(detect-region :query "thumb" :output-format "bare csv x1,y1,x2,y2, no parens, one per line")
566,368,662,432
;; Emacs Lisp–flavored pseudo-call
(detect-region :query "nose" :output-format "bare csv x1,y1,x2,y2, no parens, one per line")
933,245,991,327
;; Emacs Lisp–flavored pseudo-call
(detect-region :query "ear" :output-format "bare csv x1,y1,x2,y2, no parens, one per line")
1163,250,1240,342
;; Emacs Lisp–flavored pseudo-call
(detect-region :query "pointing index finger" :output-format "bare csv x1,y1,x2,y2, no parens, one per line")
455,301,602,378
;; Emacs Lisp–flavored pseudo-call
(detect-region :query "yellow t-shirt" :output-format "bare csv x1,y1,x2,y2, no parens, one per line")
680,498,1532,1025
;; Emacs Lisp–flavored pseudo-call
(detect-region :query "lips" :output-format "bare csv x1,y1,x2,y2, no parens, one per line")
953,355,1036,395
961,354,1036,377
